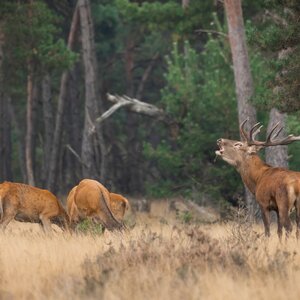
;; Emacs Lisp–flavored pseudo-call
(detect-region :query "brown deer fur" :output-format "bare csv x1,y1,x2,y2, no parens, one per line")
0,181,69,232
66,179,125,231
67,187,129,224
216,121,300,239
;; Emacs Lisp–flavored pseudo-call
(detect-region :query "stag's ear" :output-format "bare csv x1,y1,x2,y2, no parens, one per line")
233,142,244,149
247,145,263,154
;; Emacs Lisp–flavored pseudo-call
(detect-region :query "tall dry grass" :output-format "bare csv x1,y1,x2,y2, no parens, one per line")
1,217,300,300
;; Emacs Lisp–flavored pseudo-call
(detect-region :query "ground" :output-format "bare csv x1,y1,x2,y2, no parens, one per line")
0,203,300,300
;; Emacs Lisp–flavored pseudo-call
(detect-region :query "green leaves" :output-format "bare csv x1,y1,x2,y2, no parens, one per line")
246,0,300,112
145,37,239,199
3,1,77,78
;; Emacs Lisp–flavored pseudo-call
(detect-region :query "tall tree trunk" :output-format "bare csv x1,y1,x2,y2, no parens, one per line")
64,62,82,188
265,47,291,169
0,98,12,181
224,0,258,218
46,4,79,192
41,74,54,186
124,36,137,192
182,0,190,9
79,0,107,181
25,64,35,186
0,24,12,181
8,98,27,182
265,108,288,168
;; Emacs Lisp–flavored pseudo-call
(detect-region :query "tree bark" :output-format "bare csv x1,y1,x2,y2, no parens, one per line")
0,98,12,181
25,65,35,186
265,46,291,169
46,3,79,191
224,0,258,218
41,74,54,185
265,108,288,168
79,0,107,180
8,98,27,182
182,0,190,9
64,62,82,188
0,24,12,181
136,53,159,100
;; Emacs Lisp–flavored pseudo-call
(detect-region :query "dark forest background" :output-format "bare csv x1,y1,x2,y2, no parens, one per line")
0,0,299,211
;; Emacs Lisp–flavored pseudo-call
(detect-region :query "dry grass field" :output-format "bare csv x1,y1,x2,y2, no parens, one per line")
1,209,300,300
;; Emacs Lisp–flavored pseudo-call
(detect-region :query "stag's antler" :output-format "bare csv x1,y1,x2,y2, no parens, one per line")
240,119,300,147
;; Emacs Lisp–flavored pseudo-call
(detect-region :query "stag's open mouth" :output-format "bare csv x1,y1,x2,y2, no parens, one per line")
215,139,224,156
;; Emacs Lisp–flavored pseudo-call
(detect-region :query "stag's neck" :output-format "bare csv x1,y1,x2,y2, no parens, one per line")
238,154,270,195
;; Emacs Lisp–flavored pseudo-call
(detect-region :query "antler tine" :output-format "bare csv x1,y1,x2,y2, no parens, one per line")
249,122,262,142
266,122,280,143
261,125,300,147
240,119,249,142
270,134,300,146
251,125,263,141
272,126,283,140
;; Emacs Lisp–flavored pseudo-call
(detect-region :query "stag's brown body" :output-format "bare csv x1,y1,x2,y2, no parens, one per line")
216,120,300,238
66,179,124,231
0,181,69,232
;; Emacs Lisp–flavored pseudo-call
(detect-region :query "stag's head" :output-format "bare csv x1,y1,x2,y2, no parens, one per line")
216,119,300,168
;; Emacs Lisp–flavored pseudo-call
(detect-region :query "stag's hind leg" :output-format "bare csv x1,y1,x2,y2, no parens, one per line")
275,210,283,241
277,193,292,239
295,197,300,239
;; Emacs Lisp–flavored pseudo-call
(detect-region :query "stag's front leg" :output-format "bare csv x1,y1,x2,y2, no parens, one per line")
260,206,270,237
275,210,283,241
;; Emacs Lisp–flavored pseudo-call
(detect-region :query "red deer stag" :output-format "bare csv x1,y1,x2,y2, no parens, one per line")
0,181,69,232
216,120,300,239
66,179,125,231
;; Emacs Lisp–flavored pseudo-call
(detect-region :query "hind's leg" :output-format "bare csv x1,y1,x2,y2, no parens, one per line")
39,214,52,233
0,207,16,230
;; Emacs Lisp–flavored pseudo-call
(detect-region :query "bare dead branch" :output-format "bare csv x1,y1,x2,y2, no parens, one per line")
65,144,87,167
95,98,131,125
196,29,228,38
106,94,167,119
88,93,176,137
136,52,159,99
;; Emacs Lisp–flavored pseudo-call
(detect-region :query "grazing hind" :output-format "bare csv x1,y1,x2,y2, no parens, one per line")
0,181,69,232
66,179,125,231
216,120,300,239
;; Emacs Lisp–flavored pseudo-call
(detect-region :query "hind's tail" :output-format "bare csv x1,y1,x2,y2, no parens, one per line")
98,187,125,231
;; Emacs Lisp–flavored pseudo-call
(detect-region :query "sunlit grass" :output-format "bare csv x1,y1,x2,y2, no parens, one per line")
0,217,300,299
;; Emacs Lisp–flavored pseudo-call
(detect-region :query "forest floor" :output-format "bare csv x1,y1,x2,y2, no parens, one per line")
0,203,300,300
